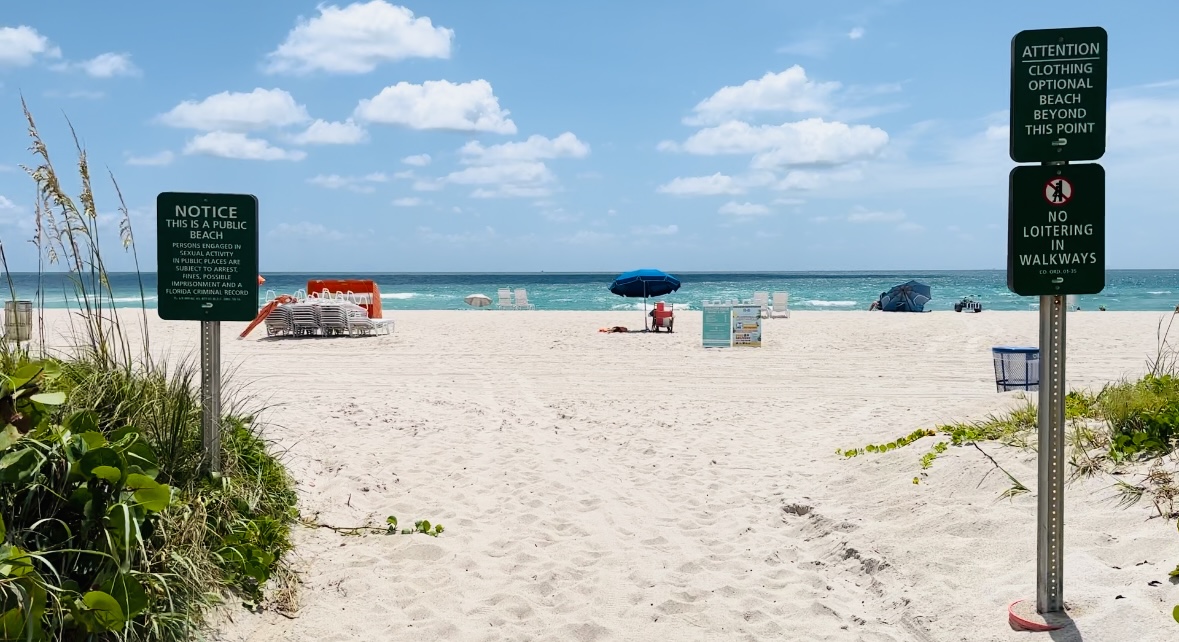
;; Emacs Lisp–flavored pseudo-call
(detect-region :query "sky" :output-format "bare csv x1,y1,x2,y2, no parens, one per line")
0,0,1177,273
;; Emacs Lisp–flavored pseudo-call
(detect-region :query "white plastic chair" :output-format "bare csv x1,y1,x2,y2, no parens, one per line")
514,288,535,310
264,305,292,337
290,302,320,335
752,291,769,318
497,288,515,309
769,292,791,318
318,304,349,336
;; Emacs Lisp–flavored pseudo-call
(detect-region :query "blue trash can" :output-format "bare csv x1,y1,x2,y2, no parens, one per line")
992,346,1039,392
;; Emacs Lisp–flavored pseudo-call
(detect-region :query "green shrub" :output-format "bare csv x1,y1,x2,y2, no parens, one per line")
0,99,299,640
0,361,174,639
1099,374,1179,461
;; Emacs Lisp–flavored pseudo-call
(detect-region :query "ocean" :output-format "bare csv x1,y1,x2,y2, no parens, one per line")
0,271,1176,313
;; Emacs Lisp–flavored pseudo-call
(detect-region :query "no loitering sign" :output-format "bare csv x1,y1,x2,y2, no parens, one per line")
1007,164,1105,296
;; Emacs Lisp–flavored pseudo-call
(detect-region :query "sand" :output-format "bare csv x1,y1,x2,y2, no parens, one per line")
39,309,1179,641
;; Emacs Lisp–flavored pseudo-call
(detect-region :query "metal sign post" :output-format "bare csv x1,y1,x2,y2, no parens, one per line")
157,192,259,475
1036,294,1067,613
200,321,222,473
1006,26,1107,628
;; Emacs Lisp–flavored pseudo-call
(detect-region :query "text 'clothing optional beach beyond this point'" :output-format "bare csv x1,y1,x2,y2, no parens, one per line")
1009,26,1108,163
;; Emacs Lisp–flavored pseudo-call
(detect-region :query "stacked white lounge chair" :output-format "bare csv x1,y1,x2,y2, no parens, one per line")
262,290,394,338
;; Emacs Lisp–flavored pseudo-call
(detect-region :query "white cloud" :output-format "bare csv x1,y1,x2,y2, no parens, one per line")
412,179,444,192
308,172,388,192
77,52,138,78
657,173,745,196
183,132,306,161
401,153,431,166
0,26,60,66
470,185,552,199
774,168,864,191
159,88,310,132
542,208,580,223
443,161,556,198
290,119,367,145
632,224,678,236
846,207,905,223
0,195,15,209
670,118,889,168
431,133,590,199
416,225,499,245
685,66,839,125
127,151,174,166
719,201,771,217
392,197,423,206
270,222,346,241
459,132,589,164
848,27,865,40
446,162,553,186
559,230,615,245
354,79,516,134
265,1,452,74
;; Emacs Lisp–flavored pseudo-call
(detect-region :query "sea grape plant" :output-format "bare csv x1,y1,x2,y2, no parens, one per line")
0,361,173,639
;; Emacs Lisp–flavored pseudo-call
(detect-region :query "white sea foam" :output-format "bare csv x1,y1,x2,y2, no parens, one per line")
803,300,857,307
1147,291,1172,295
611,302,691,311
381,292,417,300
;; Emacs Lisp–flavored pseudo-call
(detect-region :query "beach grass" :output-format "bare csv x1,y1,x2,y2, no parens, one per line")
0,102,297,640
839,310,1179,513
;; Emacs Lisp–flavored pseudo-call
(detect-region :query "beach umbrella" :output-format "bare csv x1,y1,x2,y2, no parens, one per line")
609,269,681,329
464,293,492,308
878,280,932,312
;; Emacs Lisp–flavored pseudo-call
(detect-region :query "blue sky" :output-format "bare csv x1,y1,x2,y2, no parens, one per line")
0,0,1176,272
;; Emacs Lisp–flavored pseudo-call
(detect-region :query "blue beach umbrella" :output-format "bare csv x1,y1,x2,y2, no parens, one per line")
609,269,681,329
878,280,932,312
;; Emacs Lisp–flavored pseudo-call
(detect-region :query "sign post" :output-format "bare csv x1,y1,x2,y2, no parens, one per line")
156,192,260,474
1006,26,1107,627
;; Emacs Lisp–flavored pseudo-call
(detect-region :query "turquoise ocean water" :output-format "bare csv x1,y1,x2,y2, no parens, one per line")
2,271,1176,312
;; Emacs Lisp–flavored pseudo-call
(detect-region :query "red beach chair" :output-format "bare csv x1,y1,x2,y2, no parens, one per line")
652,302,675,333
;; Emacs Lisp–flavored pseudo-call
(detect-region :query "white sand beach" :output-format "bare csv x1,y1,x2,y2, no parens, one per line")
42,309,1177,641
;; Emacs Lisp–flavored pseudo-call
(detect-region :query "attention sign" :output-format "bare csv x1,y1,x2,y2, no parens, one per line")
1007,164,1105,296
156,192,259,321
1010,26,1108,162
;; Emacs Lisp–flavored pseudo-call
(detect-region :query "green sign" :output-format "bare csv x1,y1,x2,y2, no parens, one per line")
1010,26,1107,163
702,304,731,348
1007,164,1105,296
156,192,259,321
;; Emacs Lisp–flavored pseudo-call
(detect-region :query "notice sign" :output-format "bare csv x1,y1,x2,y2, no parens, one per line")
702,303,732,348
156,192,259,321
731,305,762,347
1010,26,1108,163
1007,164,1105,296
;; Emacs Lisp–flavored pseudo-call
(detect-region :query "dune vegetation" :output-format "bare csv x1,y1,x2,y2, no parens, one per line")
0,102,298,641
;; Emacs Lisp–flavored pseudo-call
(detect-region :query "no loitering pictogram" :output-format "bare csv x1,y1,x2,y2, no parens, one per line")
1044,176,1073,205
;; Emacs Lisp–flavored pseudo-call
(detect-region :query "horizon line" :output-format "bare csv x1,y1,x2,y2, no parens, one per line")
3,268,1177,275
